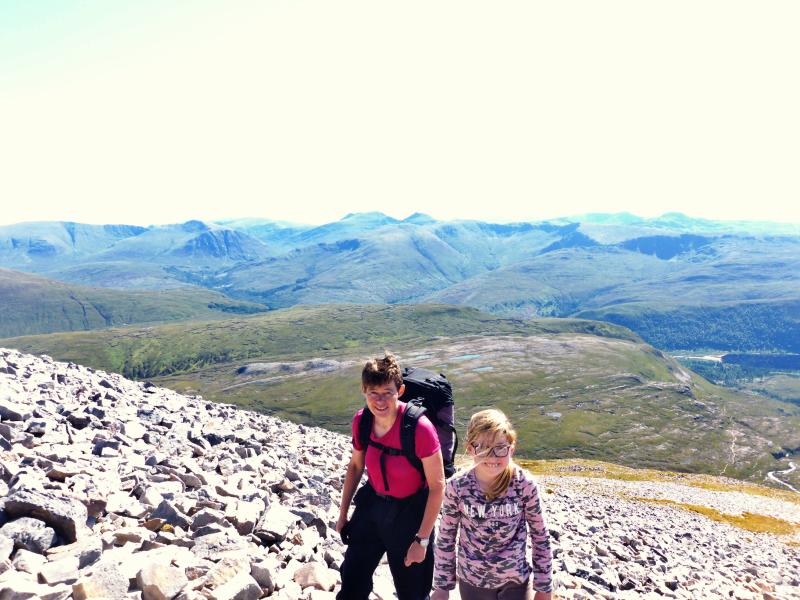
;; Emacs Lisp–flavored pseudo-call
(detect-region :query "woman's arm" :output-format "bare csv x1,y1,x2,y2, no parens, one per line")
336,448,365,533
404,450,445,566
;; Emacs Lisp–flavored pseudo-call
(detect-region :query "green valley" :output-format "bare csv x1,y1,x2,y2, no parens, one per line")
3,304,798,486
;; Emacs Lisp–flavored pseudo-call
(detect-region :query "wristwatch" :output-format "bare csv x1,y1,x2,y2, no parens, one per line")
414,534,430,548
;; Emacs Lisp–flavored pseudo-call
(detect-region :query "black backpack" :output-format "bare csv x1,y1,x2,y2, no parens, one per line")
358,367,458,492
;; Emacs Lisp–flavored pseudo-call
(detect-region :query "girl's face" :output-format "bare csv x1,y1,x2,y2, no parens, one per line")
468,431,514,479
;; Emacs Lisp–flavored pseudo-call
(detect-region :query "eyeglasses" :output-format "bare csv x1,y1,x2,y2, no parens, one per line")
470,442,511,457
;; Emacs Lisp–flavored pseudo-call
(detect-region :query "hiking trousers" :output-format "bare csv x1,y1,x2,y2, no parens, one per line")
458,578,534,600
337,485,434,600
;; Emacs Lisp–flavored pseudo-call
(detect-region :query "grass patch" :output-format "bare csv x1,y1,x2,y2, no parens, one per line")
519,458,800,505
631,497,798,536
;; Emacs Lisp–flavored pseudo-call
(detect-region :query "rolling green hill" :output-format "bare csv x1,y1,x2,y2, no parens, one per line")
0,268,267,337
0,304,638,377
2,304,798,484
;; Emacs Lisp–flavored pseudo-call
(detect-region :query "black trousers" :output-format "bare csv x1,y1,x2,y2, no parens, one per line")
337,485,434,600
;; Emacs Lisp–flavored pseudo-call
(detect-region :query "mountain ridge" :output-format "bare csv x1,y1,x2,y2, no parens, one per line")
1,213,799,353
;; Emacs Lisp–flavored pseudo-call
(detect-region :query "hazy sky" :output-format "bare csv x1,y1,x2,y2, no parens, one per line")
1,1,798,226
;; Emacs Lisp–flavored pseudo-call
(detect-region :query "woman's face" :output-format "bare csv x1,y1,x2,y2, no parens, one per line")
363,381,404,423
468,431,514,479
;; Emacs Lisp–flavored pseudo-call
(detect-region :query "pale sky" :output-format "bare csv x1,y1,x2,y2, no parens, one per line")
1,1,798,226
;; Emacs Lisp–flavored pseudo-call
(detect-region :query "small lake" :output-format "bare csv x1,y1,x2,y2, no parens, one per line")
472,366,494,372
451,354,481,361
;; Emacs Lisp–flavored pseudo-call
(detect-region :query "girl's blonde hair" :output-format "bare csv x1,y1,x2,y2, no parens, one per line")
466,409,517,501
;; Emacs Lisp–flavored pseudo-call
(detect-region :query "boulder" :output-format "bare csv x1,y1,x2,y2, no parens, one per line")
205,571,262,600
293,561,337,591
203,555,250,589
0,533,13,561
137,563,189,600
0,399,31,422
3,489,88,543
0,571,72,599
150,500,192,530
72,561,129,600
38,555,80,585
249,559,276,595
253,503,300,544
189,508,226,532
0,517,56,555
45,536,103,569
12,548,47,574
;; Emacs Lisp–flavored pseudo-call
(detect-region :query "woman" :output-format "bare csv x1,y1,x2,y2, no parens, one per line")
336,353,445,600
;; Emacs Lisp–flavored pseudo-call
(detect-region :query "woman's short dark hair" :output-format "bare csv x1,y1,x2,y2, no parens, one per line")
362,352,403,389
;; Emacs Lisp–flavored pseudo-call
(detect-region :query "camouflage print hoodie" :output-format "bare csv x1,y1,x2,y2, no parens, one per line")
433,465,553,592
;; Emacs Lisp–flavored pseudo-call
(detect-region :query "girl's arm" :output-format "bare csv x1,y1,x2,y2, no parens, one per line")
523,476,554,595
431,478,460,594
404,450,445,565
336,448,365,533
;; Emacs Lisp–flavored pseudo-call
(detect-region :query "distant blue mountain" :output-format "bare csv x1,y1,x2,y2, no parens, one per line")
1,212,798,351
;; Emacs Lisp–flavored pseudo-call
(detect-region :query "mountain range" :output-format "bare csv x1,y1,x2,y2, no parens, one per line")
1,213,798,352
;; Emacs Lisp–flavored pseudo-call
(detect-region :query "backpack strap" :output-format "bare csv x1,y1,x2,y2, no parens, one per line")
399,400,426,479
357,407,373,453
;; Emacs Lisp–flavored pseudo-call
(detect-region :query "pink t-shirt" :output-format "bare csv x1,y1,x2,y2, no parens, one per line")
352,402,441,499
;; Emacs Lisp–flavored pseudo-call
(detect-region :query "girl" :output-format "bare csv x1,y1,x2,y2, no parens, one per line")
432,409,553,600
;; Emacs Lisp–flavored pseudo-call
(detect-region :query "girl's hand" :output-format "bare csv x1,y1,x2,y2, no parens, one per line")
431,589,450,600
533,592,552,600
403,540,426,566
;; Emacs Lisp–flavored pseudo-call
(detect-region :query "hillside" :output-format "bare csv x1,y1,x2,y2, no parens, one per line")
3,304,798,485
2,213,798,352
0,348,798,599
0,268,267,337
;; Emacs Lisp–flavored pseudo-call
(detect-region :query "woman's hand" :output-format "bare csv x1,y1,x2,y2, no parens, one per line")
431,588,450,600
335,513,348,535
533,592,552,600
403,540,426,566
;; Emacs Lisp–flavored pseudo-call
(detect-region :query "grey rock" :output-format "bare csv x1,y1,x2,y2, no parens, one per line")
254,503,300,544
191,523,232,539
2,517,55,556
0,400,31,421
46,536,103,569
38,555,80,585
3,488,88,543
189,508,226,531
12,548,47,573
250,560,276,594
293,561,337,591
205,571,262,600
191,532,248,561
72,560,129,599
150,500,191,530
0,533,15,561
0,572,72,599
137,563,189,600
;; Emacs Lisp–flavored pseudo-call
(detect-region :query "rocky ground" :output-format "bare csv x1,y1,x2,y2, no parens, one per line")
1,347,798,599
